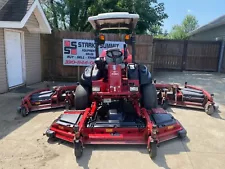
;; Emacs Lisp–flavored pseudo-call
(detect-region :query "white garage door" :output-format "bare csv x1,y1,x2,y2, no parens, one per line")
5,30,24,88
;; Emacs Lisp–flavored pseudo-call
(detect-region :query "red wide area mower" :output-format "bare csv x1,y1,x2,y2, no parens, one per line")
154,80,219,115
45,12,187,159
17,85,77,117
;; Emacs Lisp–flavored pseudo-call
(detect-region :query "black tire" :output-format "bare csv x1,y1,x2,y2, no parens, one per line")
178,129,187,139
21,106,28,117
80,73,92,87
142,83,158,109
74,141,83,158
80,66,93,87
74,85,89,110
149,141,157,159
205,104,215,115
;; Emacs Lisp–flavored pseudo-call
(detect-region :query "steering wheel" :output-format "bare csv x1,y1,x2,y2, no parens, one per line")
106,49,123,63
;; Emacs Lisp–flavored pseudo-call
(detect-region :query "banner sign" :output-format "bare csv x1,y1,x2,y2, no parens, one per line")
63,39,125,66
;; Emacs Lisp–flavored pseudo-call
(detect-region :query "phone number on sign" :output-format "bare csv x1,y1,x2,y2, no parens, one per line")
64,60,95,65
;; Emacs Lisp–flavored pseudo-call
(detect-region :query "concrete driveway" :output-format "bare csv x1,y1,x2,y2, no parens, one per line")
0,71,225,169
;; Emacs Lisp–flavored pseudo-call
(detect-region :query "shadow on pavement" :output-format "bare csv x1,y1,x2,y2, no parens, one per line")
47,136,190,169
152,137,190,169
0,81,75,141
210,109,225,121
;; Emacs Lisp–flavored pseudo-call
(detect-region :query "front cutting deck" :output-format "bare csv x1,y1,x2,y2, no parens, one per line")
46,107,186,145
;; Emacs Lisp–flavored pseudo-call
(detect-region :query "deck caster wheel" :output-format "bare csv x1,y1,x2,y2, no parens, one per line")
74,140,83,159
205,104,215,115
21,107,29,117
178,129,187,139
162,99,169,110
148,141,157,159
65,101,71,110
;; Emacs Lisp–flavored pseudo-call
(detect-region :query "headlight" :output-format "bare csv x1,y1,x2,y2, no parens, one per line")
130,86,138,92
92,86,100,92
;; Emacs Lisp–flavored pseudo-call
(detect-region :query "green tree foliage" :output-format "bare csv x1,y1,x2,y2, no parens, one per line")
154,14,199,40
41,0,168,34
169,14,199,39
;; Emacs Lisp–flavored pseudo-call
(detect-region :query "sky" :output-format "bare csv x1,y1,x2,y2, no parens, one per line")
158,0,225,32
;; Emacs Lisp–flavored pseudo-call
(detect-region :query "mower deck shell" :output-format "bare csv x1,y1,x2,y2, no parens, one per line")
18,85,77,117
46,107,186,145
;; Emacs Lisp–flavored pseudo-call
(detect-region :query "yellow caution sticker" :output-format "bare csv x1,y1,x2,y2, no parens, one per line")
105,128,113,132
167,125,174,130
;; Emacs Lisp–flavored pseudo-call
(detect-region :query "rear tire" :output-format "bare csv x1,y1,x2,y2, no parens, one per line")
142,83,158,109
74,85,89,110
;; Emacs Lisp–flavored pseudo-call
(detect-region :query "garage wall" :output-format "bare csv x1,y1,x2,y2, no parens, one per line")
0,29,8,93
0,0,8,10
190,24,225,41
23,27,41,85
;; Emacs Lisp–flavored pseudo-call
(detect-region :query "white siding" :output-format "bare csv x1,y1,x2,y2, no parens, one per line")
25,13,39,28
0,29,8,93
23,27,41,85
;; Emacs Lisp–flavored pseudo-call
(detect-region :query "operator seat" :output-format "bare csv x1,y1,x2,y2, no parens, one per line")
104,47,126,69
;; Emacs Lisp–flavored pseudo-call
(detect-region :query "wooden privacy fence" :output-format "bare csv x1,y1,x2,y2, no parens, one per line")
153,39,221,71
221,44,225,73
41,31,154,81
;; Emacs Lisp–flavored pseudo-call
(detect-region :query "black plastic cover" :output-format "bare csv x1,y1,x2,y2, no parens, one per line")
56,114,83,126
127,63,139,80
138,64,152,85
87,121,146,128
150,113,177,128
108,109,124,122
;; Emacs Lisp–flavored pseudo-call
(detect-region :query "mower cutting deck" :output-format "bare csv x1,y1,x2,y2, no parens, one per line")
45,12,187,159
155,81,218,115
46,104,186,158
17,85,77,117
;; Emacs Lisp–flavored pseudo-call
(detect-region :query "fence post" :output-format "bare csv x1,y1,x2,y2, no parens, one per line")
77,66,80,82
181,40,188,71
218,40,225,73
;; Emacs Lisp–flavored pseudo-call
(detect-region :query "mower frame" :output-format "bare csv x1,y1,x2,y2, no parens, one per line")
45,12,187,159
154,80,219,115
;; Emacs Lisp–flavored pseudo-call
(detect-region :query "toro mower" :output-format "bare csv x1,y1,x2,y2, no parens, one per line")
154,80,219,115
45,12,187,159
17,85,77,117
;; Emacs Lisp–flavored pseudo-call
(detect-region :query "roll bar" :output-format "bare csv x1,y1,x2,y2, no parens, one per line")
88,12,139,62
